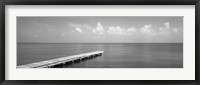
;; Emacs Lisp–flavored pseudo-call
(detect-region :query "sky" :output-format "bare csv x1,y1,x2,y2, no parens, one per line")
17,17,183,43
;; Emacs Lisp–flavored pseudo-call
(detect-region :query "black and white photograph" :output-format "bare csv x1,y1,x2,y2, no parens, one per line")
17,16,183,68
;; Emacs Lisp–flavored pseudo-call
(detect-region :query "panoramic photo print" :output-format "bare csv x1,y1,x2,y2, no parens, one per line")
17,16,183,68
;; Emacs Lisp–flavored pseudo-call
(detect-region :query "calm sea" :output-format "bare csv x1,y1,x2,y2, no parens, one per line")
17,43,183,68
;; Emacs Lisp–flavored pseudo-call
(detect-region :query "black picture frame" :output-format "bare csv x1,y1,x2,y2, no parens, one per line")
0,0,199,85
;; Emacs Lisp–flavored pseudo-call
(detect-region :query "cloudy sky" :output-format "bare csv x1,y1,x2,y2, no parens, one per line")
17,17,183,43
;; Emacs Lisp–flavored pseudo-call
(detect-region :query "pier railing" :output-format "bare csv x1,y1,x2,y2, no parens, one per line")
17,51,104,68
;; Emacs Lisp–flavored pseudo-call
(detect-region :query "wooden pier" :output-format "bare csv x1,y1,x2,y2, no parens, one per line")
17,51,104,68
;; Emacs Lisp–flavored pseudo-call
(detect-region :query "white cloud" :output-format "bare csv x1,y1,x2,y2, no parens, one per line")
164,22,170,29
125,27,138,35
68,23,94,33
68,22,179,36
159,22,170,31
68,23,83,33
107,26,139,35
69,23,92,29
127,27,137,32
158,22,175,35
92,29,96,33
92,22,105,34
140,24,152,34
74,27,83,33
107,26,124,35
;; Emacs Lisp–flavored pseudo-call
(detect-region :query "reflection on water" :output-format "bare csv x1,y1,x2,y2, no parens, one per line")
17,43,183,68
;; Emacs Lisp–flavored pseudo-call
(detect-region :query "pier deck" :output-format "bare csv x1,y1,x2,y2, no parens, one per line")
17,51,104,68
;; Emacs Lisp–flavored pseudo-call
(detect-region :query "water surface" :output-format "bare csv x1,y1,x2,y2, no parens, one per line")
17,43,183,68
